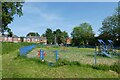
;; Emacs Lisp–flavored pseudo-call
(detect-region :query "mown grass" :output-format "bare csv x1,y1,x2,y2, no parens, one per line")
2,42,120,78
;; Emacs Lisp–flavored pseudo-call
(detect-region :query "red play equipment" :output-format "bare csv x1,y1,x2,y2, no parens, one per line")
38,50,46,57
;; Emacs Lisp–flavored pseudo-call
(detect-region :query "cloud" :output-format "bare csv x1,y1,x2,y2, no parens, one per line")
23,3,62,21
40,12,62,21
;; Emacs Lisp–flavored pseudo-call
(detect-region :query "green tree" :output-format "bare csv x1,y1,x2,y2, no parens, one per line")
7,28,13,37
26,32,40,36
61,31,69,44
45,28,53,44
99,7,120,45
71,23,94,46
53,29,62,44
1,2,24,35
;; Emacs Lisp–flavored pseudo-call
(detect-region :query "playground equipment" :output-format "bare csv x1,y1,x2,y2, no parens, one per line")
96,39,120,58
38,49,59,62
107,40,116,54
96,39,112,58
20,44,36,56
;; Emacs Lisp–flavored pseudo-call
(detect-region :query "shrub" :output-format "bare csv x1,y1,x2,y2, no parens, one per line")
110,62,120,74
54,58,70,66
92,64,110,71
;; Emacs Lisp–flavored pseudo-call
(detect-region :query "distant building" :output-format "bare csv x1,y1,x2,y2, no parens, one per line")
23,36,47,44
0,34,47,44
0,34,21,43
66,37,71,45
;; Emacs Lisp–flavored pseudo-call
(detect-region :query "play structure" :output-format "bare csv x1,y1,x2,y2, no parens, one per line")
38,49,59,62
20,44,36,56
95,39,118,58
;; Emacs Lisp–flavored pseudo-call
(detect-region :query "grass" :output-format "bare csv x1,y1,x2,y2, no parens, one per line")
2,42,35,54
2,51,118,78
2,42,120,78
28,47,119,65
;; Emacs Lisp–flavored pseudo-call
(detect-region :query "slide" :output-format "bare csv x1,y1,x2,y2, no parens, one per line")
102,51,112,58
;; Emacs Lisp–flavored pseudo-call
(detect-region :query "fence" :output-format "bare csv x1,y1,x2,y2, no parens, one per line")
20,44,36,56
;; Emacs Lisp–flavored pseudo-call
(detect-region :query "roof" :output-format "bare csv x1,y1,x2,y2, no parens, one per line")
0,34,19,38
25,36,47,40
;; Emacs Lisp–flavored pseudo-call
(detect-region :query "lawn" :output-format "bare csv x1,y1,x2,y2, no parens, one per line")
2,43,120,78
28,47,119,65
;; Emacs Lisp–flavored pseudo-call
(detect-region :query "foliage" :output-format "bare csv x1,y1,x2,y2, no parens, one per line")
71,22,94,46
26,32,40,37
1,2,24,35
99,7,120,46
43,28,68,44
110,62,120,74
44,28,53,44
54,58,119,74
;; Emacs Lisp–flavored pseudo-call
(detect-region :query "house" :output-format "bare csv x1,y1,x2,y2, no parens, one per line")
0,33,47,44
23,36,47,44
0,34,21,43
66,37,71,44
13,35,21,43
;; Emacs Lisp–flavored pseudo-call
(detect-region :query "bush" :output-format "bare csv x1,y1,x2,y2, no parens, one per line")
54,58,81,67
92,64,110,71
54,58,70,66
110,62,120,74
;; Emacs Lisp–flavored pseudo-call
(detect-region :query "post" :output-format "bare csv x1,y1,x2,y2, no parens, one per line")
56,50,58,61
94,47,97,65
40,49,43,60
42,50,44,60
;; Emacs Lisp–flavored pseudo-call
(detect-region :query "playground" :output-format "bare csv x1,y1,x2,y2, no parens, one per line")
18,39,120,66
2,41,120,78
27,47,119,66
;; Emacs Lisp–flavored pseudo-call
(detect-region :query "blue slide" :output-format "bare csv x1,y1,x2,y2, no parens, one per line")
102,51,112,58
98,39,112,58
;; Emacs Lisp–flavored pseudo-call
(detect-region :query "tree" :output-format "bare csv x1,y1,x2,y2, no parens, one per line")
7,28,13,37
43,28,69,44
44,28,53,44
1,2,24,35
99,7,120,46
26,32,40,37
53,29,69,44
71,23,94,46
53,29,62,44
61,31,68,44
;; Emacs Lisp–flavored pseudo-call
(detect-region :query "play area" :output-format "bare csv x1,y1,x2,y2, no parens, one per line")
2,41,120,78
19,39,120,66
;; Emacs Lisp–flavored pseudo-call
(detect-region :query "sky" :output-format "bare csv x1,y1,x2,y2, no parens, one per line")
8,2,118,37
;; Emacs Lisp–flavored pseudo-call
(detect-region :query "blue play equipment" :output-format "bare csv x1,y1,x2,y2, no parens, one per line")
96,39,112,58
20,44,36,56
55,50,59,61
107,40,115,52
38,49,59,62
40,49,44,60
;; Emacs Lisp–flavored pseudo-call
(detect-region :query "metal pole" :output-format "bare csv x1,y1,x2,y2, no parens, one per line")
42,50,44,60
40,49,42,60
94,47,97,65
56,50,58,61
